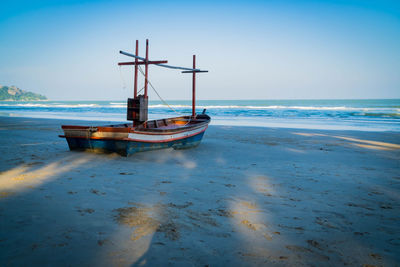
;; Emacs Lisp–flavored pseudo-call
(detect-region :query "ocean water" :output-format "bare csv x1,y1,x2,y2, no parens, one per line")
0,99,399,131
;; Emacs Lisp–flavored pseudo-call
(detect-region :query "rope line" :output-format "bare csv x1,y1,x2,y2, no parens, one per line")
137,65,182,115
137,86,144,95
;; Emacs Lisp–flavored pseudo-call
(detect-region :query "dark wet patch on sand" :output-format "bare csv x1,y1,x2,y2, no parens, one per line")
90,189,106,195
113,202,235,242
119,172,135,175
77,208,95,216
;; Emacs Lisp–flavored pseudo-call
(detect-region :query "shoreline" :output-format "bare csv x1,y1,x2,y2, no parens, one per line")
0,116,399,266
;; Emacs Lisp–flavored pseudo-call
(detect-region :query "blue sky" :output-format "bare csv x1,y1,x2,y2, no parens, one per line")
0,0,399,100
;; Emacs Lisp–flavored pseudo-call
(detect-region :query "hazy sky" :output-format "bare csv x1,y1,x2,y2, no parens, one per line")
0,0,399,100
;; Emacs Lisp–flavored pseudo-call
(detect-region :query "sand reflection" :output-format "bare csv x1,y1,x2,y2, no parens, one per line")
293,132,400,150
0,156,91,195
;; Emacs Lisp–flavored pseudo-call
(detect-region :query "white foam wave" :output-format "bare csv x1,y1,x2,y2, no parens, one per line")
109,105,126,108
149,104,190,108
149,104,397,111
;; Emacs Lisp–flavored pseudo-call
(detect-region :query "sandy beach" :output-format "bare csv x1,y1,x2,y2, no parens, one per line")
0,116,399,266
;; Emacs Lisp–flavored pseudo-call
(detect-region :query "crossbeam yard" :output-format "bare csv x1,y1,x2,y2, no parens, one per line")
119,50,207,72
118,60,168,66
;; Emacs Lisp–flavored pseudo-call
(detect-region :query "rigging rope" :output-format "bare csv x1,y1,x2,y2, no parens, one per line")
137,65,181,115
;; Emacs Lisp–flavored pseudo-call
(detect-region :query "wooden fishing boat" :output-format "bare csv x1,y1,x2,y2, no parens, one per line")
60,39,210,156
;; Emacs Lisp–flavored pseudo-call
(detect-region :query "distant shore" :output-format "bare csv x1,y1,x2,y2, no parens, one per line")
0,85,47,101
0,116,399,266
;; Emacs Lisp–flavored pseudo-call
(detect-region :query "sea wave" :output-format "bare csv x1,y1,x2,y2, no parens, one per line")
109,105,126,108
1,99,399,131
149,104,398,112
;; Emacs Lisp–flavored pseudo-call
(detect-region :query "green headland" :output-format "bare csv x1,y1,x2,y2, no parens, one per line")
0,85,47,101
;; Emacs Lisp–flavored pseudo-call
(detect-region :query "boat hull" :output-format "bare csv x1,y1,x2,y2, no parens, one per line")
65,129,206,156
61,115,210,156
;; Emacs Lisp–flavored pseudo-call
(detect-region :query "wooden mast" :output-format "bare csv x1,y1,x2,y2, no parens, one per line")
134,40,138,98
182,55,208,118
192,55,196,117
144,39,149,99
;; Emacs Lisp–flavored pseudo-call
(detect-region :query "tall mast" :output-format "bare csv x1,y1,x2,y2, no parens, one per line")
144,39,149,98
192,55,196,117
134,40,138,98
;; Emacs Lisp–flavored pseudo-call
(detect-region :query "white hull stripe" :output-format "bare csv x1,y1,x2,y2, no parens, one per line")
127,125,207,142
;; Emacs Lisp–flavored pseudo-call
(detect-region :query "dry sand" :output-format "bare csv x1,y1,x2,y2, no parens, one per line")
0,116,399,266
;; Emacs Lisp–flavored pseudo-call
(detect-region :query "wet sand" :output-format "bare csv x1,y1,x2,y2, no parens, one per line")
0,116,399,266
